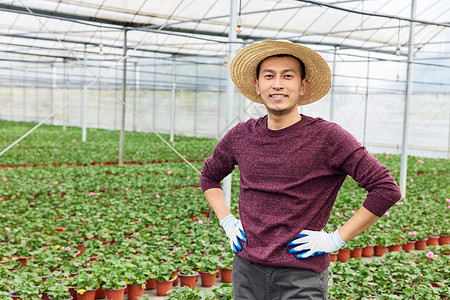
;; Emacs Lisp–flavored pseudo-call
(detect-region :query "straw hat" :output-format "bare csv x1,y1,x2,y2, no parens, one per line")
230,40,331,106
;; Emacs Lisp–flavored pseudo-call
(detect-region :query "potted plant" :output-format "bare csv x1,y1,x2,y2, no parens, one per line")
47,282,72,300
123,259,147,300
165,286,214,300
71,270,99,300
198,255,219,287
177,263,198,290
212,283,233,300
153,264,177,297
219,251,233,283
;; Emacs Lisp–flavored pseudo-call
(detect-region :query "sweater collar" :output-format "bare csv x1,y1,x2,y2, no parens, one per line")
260,114,307,137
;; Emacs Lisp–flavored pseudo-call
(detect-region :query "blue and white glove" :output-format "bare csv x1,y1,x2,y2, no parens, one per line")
220,214,247,254
286,229,346,259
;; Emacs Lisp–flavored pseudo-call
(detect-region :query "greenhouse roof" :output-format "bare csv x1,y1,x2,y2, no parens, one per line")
1,0,449,63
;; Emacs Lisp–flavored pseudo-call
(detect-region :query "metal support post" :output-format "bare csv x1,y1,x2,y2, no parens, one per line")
399,0,416,198
170,58,176,143
82,45,87,142
223,0,238,209
119,30,128,165
330,46,337,122
363,53,370,146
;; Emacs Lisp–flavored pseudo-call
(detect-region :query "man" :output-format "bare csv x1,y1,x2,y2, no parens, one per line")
200,40,401,299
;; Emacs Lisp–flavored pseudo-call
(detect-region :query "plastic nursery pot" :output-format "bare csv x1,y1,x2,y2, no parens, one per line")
415,239,428,250
76,289,98,300
362,245,374,257
329,253,338,262
155,279,176,296
402,241,415,253
220,268,232,283
337,248,350,262
439,235,450,245
373,245,387,257
387,244,402,252
125,285,144,300
350,247,363,258
199,271,217,287
145,278,156,290
104,287,126,300
94,285,106,299
426,236,439,246
179,272,198,289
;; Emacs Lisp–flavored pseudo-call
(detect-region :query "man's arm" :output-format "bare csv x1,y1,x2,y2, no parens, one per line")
204,188,231,222
337,206,380,242
204,187,247,254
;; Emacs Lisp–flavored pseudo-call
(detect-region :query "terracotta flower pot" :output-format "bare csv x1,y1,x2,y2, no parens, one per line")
402,241,415,253
199,271,216,287
362,245,374,257
220,268,232,283
388,244,402,252
329,252,338,262
427,236,439,246
337,248,350,262
104,287,126,300
76,289,98,300
95,284,106,299
179,272,198,289
126,285,144,300
374,245,387,256
67,287,77,300
145,278,156,290
415,239,428,250
439,235,450,245
155,279,175,296
350,247,363,258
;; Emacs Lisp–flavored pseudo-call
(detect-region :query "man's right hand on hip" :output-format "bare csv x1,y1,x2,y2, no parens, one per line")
220,214,247,254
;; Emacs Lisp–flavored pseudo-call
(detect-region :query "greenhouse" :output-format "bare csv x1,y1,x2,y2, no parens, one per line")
0,0,449,299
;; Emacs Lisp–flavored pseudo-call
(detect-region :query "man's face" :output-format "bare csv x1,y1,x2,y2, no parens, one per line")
255,56,307,116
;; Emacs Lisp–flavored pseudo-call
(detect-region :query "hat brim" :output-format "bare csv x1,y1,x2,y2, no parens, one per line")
230,40,331,106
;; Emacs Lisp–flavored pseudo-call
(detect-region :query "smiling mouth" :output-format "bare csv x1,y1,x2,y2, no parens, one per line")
270,94,287,100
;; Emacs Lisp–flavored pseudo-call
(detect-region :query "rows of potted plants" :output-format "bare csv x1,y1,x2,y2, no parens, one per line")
329,245,450,299
0,120,448,299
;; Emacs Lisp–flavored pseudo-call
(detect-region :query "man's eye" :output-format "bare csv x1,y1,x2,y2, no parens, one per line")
264,74,273,78
285,74,293,78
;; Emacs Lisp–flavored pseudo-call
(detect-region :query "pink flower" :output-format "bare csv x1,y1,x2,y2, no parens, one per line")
426,251,437,258
408,231,417,235
410,178,414,182
5,186,8,189
186,176,190,179
2,178,7,182
49,185,53,188
335,212,340,216
425,203,429,207
351,210,355,214
88,192,95,196
65,247,71,251
72,139,76,142
385,155,389,159
125,188,129,191
53,182,57,185
0,169,3,172
198,220,203,225
396,201,404,205
156,194,161,199
385,212,390,216
446,198,450,203
167,171,172,175
5,227,10,232
418,159,424,164
432,171,436,175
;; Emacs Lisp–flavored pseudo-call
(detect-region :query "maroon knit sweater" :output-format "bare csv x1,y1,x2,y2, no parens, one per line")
200,115,401,273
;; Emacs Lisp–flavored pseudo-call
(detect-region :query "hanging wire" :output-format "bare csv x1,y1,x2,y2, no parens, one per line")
396,19,401,56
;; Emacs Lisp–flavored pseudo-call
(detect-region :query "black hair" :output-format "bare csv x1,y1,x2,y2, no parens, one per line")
256,54,306,79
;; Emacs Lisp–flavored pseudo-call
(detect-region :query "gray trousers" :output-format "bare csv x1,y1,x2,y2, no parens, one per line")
232,255,328,300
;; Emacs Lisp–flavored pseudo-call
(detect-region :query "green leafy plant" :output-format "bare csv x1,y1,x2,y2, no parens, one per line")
212,283,233,300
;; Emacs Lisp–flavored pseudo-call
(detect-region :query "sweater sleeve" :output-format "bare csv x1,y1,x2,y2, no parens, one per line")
200,132,237,193
328,124,402,217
